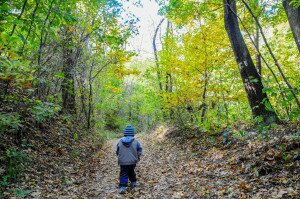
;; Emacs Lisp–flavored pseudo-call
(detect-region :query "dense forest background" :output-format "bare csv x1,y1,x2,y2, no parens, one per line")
1,0,299,136
0,0,299,197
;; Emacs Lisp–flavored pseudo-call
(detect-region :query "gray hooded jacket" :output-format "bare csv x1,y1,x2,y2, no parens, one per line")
116,137,142,165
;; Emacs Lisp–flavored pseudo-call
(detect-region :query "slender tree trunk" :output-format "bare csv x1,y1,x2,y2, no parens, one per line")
166,22,172,94
241,0,300,108
169,73,173,92
201,31,209,122
35,0,58,99
255,25,262,76
229,7,290,117
200,71,208,122
223,0,277,123
37,0,56,65
166,21,174,119
86,61,94,129
165,73,172,92
283,0,300,52
61,28,76,114
76,77,88,119
222,93,229,124
87,82,93,128
62,54,76,114
20,0,40,54
10,0,28,36
153,19,165,91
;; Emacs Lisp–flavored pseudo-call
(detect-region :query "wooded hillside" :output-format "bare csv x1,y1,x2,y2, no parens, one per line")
0,0,299,198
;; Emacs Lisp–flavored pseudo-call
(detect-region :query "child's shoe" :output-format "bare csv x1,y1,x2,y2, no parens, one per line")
119,186,127,194
130,181,137,188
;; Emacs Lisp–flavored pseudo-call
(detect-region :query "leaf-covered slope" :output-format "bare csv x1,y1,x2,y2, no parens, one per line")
68,125,300,198
2,124,299,198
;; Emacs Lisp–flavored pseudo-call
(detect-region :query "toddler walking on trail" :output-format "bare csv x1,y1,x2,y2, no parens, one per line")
116,125,142,194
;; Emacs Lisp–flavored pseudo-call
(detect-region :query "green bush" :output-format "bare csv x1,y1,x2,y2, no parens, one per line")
0,175,9,187
30,101,60,123
14,189,32,198
70,148,81,160
0,113,23,133
4,148,28,183
99,130,121,140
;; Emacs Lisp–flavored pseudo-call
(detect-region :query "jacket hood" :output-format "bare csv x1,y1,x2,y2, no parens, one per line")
121,136,135,147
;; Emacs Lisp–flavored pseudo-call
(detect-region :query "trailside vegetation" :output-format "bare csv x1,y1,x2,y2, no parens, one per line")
0,0,299,197
151,0,299,130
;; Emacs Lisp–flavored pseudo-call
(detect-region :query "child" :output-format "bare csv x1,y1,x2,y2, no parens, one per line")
116,125,142,194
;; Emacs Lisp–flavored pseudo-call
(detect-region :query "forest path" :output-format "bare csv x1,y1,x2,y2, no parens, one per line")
75,126,299,198
83,127,231,198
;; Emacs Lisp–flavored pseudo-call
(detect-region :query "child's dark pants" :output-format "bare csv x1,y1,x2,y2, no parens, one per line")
119,164,136,187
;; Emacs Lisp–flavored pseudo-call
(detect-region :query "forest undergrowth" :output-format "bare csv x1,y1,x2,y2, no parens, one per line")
1,123,299,198
0,117,104,198
1,0,300,198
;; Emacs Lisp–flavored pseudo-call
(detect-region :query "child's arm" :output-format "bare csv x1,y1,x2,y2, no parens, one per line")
137,141,142,159
116,142,119,156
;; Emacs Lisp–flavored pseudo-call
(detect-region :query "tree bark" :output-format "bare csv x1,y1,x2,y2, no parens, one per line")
61,28,76,114
153,19,165,91
87,81,93,128
229,7,290,117
86,61,94,129
241,0,300,108
255,25,262,76
76,77,88,119
165,73,172,92
201,70,208,122
223,0,277,123
283,0,300,52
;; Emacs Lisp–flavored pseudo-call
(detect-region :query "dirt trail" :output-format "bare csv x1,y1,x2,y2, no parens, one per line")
81,129,205,198
76,127,299,198
79,129,230,198
4,125,299,198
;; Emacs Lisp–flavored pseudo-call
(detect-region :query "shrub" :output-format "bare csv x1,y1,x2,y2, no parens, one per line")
0,149,28,188
0,113,23,134
30,101,60,123
4,148,29,182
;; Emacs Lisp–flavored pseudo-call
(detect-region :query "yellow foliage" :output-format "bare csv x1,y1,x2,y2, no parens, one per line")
22,80,32,89
112,87,121,93
123,68,141,76
114,67,124,78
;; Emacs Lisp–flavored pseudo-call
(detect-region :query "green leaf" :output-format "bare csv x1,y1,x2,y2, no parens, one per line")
14,189,32,198
18,33,27,44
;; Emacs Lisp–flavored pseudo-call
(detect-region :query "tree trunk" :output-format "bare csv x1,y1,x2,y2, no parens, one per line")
201,70,208,122
61,28,76,114
223,0,277,123
228,6,290,117
87,82,93,128
255,25,262,76
76,77,88,119
20,0,40,54
153,19,165,91
165,73,172,92
10,0,28,36
241,0,300,108
283,0,300,52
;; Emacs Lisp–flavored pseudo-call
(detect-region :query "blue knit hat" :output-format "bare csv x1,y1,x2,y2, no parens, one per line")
124,125,135,137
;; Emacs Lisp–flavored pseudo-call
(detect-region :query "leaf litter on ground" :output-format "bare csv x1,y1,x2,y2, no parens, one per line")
2,123,299,198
